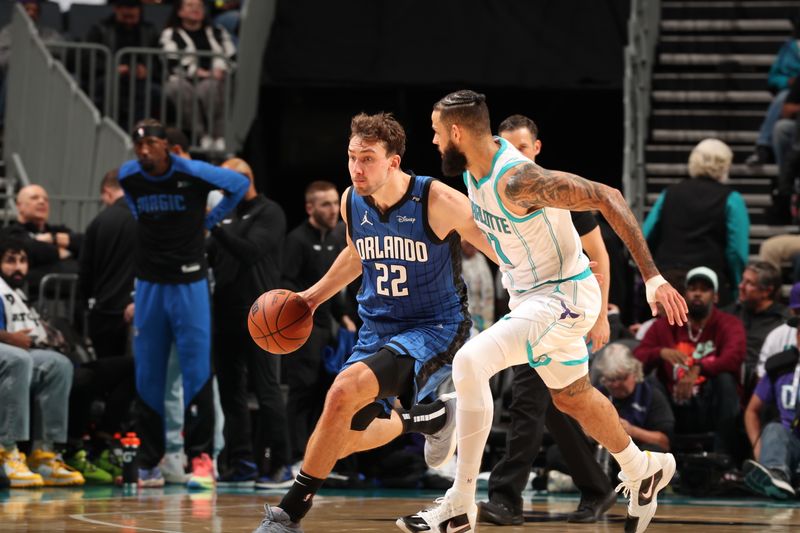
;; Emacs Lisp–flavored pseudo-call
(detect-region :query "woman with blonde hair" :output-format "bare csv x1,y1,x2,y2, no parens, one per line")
643,138,749,305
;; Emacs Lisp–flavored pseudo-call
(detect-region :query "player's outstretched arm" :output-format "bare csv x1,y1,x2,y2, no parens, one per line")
428,180,499,265
299,188,362,312
499,163,688,325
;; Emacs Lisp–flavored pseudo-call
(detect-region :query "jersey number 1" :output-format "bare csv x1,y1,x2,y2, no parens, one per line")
375,263,408,297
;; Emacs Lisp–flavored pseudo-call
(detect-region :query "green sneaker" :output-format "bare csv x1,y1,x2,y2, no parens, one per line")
65,450,112,485
95,449,123,484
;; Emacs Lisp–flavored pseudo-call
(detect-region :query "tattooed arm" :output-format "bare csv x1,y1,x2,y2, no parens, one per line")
500,163,657,278
498,162,688,324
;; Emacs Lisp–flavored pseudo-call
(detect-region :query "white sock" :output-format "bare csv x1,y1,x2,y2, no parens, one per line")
452,405,492,498
450,336,505,500
612,438,648,480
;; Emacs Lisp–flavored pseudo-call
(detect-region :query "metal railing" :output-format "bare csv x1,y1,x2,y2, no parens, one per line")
622,0,661,221
113,47,235,151
4,4,133,231
46,41,113,117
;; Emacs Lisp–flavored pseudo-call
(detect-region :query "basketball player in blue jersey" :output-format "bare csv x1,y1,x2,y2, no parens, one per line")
254,112,500,533
397,91,688,533
119,119,249,489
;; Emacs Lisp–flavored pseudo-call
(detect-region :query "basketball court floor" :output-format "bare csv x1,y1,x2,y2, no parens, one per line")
2,485,799,532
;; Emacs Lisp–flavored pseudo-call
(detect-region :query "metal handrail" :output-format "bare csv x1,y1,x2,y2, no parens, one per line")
46,41,113,116
622,0,662,221
112,47,235,148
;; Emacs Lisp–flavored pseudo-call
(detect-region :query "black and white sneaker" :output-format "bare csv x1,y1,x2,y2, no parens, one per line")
743,459,796,500
424,392,458,469
396,489,477,532
615,451,675,533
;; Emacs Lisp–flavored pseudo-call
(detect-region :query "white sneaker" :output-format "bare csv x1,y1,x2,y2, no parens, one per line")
396,488,477,532
424,393,457,469
615,451,676,533
213,137,226,152
200,135,213,150
160,452,189,484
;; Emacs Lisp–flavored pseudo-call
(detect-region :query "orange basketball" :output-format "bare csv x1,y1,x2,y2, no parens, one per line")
248,289,313,354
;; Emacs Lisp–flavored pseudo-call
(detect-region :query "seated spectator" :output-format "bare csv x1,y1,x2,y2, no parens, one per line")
210,0,241,45
724,260,790,391
160,0,236,151
746,17,800,167
643,138,748,306
79,169,135,360
757,282,800,378
84,0,160,129
635,267,745,454
743,325,800,499
0,237,83,487
3,184,82,297
595,343,674,453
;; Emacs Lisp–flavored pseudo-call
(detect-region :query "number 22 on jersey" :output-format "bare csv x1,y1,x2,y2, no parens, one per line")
375,263,408,296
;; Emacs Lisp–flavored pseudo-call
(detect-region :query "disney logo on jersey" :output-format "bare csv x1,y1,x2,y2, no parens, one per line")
397,215,416,223
471,200,511,234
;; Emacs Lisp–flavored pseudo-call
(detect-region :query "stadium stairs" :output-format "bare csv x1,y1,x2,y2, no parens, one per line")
646,0,800,280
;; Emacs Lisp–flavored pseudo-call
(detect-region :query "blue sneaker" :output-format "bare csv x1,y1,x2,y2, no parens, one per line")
138,466,165,488
218,459,258,488
255,465,294,490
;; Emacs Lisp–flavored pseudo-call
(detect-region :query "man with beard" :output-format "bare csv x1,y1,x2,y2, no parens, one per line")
635,267,746,455
282,181,357,466
0,237,83,487
254,112,498,533
399,90,687,533
118,118,248,489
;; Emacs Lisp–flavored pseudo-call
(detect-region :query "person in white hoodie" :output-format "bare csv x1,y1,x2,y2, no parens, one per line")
160,0,236,151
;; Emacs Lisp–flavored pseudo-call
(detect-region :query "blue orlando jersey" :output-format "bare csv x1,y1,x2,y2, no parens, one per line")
347,175,469,333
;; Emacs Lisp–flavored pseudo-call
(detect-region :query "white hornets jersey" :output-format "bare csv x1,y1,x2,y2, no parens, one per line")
464,137,590,295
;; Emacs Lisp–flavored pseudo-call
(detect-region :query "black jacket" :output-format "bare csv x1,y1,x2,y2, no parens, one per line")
283,220,348,327
208,194,286,314
79,197,136,315
85,15,160,68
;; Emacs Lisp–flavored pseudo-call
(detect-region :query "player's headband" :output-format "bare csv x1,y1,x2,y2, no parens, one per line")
132,125,167,142
439,90,486,108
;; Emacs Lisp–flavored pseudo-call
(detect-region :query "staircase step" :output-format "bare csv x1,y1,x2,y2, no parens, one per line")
652,72,768,91
651,108,764,130
652,129,759,143
751,224,797,237
646,162,777,177
659,35,786,54
647,191,771,206
646,142,755,164
652,90,772,103
662,2,800,20
659,53,775,67
661,19,793,32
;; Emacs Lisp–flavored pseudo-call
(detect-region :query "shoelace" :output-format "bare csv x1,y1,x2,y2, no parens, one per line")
615,480,633,499
417,496,446,515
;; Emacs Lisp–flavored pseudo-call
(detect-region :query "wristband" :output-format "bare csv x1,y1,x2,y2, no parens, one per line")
645,275,667,303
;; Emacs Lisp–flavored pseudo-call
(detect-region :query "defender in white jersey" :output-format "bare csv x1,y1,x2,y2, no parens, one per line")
397,91,688,533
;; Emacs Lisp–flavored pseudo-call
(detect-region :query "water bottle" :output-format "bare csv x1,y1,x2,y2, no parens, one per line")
120,432,140,487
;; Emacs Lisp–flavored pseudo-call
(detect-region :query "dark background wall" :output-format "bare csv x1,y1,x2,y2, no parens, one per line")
245,0,630,230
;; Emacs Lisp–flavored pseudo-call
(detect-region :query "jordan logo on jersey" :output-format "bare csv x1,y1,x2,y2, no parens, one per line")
361,211,373,226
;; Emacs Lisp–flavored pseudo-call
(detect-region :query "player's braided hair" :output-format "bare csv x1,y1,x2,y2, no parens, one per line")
434,90,491,135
